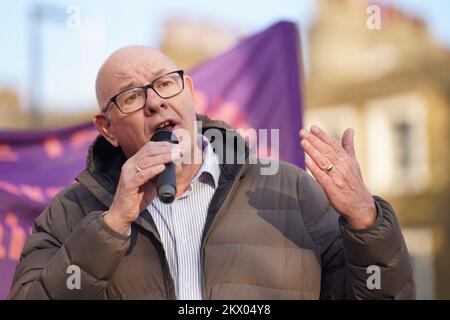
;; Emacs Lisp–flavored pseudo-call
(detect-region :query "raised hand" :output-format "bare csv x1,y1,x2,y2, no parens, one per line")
299,125,376,229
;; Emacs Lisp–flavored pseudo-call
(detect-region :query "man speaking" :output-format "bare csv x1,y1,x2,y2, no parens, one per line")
8,46,415,299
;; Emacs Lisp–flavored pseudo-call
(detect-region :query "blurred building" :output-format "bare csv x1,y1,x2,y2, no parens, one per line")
304,0,450,299
161,18,241,71
0,88,93,130
0,89,27,129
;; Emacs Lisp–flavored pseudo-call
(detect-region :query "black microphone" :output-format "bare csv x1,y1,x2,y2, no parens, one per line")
150,128,179,204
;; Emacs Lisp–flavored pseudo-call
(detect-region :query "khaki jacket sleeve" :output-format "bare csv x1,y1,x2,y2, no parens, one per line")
298,171,416,300
8,196,130,300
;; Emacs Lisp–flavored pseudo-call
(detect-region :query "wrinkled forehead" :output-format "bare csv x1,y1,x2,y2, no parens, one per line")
104,57,175,89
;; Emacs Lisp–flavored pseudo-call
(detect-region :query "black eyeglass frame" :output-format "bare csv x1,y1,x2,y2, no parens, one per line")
103,69,185,114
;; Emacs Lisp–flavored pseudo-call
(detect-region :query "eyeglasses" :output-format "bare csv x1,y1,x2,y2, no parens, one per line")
103,70,185,114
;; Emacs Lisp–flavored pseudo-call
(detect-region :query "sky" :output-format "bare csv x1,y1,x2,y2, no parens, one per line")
0,0,449,113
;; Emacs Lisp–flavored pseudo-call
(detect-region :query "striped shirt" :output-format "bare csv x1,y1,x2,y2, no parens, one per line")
147,135,221,300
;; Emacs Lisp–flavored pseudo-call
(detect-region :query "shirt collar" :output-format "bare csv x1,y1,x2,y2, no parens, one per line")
191,134,221,189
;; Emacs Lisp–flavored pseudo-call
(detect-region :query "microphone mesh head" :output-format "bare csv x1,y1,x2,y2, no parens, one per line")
150,128,179,144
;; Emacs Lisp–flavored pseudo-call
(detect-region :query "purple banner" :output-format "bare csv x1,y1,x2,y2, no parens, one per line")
0,21,303,299
190,21,303,167
0,123,98,298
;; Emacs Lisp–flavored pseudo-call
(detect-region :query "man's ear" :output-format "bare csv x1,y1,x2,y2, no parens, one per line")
184,75,195,98
93,113,119,147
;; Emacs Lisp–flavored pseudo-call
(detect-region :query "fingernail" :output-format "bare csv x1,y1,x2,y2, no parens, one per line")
300,139,309,148
300,129,309,138
311,125,320,134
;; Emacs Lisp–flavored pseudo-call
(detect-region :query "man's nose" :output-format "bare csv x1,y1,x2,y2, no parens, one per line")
145,88,166,114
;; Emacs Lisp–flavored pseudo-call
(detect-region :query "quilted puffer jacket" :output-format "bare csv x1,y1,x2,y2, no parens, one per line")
8,115,416,299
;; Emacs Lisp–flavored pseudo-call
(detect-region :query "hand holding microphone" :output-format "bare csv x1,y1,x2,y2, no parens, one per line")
104,129,181,235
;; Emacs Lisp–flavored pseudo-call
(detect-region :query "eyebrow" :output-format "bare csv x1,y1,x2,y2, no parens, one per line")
118,69,168,92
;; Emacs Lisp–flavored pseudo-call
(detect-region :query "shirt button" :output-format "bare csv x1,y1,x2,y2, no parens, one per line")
180,238,188,245
184,282,190,289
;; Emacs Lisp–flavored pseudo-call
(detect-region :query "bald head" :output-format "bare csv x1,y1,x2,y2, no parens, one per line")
95,46,178,110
